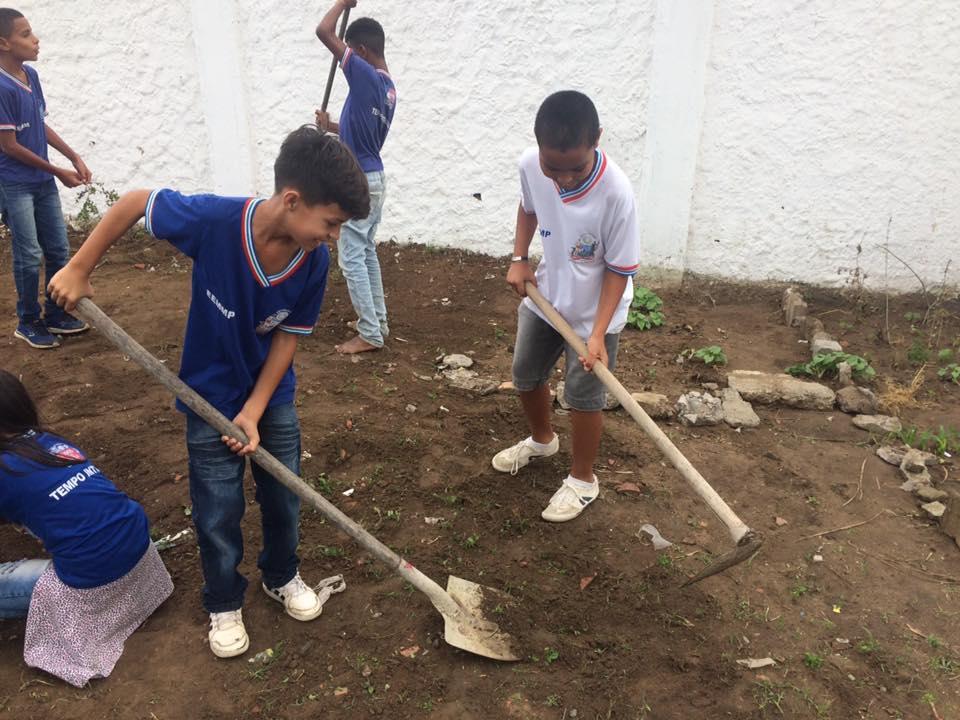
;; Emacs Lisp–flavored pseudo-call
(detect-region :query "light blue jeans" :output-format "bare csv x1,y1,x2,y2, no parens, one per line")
0,179,70,323
338,170,388,347
0,559,51,619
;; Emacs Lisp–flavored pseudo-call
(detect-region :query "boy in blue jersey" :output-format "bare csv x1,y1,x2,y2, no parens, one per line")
316,0,397,354
48,126,371,659
0,9,91,349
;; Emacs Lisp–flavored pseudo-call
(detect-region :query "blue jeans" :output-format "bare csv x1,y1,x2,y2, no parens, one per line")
338,170,388,346
186,403,302,613
0,559,51,619
0,179,69,323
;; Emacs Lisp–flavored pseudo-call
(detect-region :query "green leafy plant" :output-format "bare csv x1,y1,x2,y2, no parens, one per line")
74,182,120,228
907,340,931,365
896,425,960,456
937,348,955,363
691,345,728,366
786,352,875,381
543,647,560,664
626,286,665,331
803,652,824,670
938,363,960,384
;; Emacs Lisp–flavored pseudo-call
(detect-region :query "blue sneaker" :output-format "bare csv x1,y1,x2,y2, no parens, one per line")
14,320,60,349
45,309,89,335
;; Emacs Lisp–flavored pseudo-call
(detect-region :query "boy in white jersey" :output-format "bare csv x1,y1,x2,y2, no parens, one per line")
492,91,640,522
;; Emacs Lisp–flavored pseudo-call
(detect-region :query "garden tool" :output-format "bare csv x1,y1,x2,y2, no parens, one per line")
320,7,350,114
74,298,518,661
524,283,762,585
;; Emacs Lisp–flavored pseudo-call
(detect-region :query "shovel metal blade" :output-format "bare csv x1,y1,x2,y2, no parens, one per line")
444,576,519,662
681,531,764,587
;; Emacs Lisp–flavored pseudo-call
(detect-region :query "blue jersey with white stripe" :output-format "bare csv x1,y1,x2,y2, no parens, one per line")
145,190,328,418
0,65,51,184
338,49,396,173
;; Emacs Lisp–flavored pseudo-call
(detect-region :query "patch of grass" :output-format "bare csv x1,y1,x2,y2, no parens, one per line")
803,652,824,670
312,473,334,496
545,694,561,707
434,492,462,507
790,583,810,600
857,635,880,654
927,635,943,649
626,286,665,331
656,554,673,568
786,351,875,381
318,545,344,558
896,424,960,456
752,681,786,714
543,647,560,665
930,656,958,674
461,533,480,549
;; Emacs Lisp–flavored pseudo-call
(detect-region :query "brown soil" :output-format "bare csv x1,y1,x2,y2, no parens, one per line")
1,233,959,719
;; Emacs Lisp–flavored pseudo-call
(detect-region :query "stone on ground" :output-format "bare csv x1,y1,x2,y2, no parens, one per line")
442,367,498,394
441,353,474,369
915,485,948,502
940,491,960,550
811,332,843,357
835,385,878,415
901,448,937,472
719,388,760,428
676,391,724,426
876,445,908,466
629,392,675,419
852,414,902,434
782,287,808,327
837,361,854,388
921,501,946,519
727,370,835,410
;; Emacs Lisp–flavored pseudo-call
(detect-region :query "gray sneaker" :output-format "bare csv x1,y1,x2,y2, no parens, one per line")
491,434,559,475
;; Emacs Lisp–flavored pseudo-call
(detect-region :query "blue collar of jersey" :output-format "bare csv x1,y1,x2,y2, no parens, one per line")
0,65,32,93
241,198,307,288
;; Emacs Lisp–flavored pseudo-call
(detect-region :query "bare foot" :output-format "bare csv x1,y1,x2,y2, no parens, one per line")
335,335,380,354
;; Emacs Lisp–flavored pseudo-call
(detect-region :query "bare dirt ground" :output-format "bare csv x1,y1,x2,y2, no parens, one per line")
1,233,958,720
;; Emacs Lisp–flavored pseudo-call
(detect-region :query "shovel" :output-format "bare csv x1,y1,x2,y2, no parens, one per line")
524,283,762,585
73,298,518,661
320,7,350,115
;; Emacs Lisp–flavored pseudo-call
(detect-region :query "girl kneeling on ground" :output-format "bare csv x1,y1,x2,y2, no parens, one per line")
0,369,173,687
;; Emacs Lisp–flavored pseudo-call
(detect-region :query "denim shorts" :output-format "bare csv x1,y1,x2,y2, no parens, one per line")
512,304,619,412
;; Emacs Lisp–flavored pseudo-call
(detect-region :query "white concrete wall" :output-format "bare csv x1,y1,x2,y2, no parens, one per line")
12,1,960,290
687,0,960,290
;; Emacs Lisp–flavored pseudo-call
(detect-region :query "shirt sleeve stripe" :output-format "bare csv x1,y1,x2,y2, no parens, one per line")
606,264,638,277
0,124,15,130
144,189,161,237
340,47,352,69
278,324,313,335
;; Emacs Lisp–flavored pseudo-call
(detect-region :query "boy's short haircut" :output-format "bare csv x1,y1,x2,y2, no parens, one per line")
534,91,601,151
0,8,24,38
345,17,385,57
274,125,371,219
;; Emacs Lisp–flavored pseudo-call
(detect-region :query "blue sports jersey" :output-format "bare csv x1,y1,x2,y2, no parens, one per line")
0,64,51,184
145,190,329,419
338,48,396,173
0,432,150,589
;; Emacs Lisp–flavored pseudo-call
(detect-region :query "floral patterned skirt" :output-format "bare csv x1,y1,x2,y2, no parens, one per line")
23,543,173,687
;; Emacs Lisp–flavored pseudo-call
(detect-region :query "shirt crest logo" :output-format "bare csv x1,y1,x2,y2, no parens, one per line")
570,234,599,262
256,309,291,335
48,443,85,461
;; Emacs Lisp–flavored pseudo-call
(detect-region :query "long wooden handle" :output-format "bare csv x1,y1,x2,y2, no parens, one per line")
74,298,463,617
320,8,351,113
523,283,751,544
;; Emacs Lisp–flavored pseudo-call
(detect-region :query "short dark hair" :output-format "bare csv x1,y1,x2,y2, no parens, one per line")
534,91,601,151
0,8,24,39
274,125,370,218
345,17,385,57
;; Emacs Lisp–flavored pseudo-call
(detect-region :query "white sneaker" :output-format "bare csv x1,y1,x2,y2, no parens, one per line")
208,609,249,658
491,435,559,475
541,476,599,522
263,573,323,621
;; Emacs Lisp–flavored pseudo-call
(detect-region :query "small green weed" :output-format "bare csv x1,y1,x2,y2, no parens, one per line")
545,694,561,707
907,340,931,365
691,345,728,366
462,534,480,549
938,363,960,384
74,182,120,228
930,656,958,674
627,286,665,331
803,652,824,670
656,554,673,568
318,545,344,558
857,636,880,654
790,583,809,600
896,424,960,456
937,348,955,363
543,647,560,665
786,351,875,381
927,635,943,649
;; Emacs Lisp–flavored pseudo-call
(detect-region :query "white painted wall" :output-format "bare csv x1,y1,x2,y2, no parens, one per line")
687,0,960,290
11,1,959,290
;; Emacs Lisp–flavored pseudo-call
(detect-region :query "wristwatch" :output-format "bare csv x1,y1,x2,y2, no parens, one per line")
511,255,529,262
